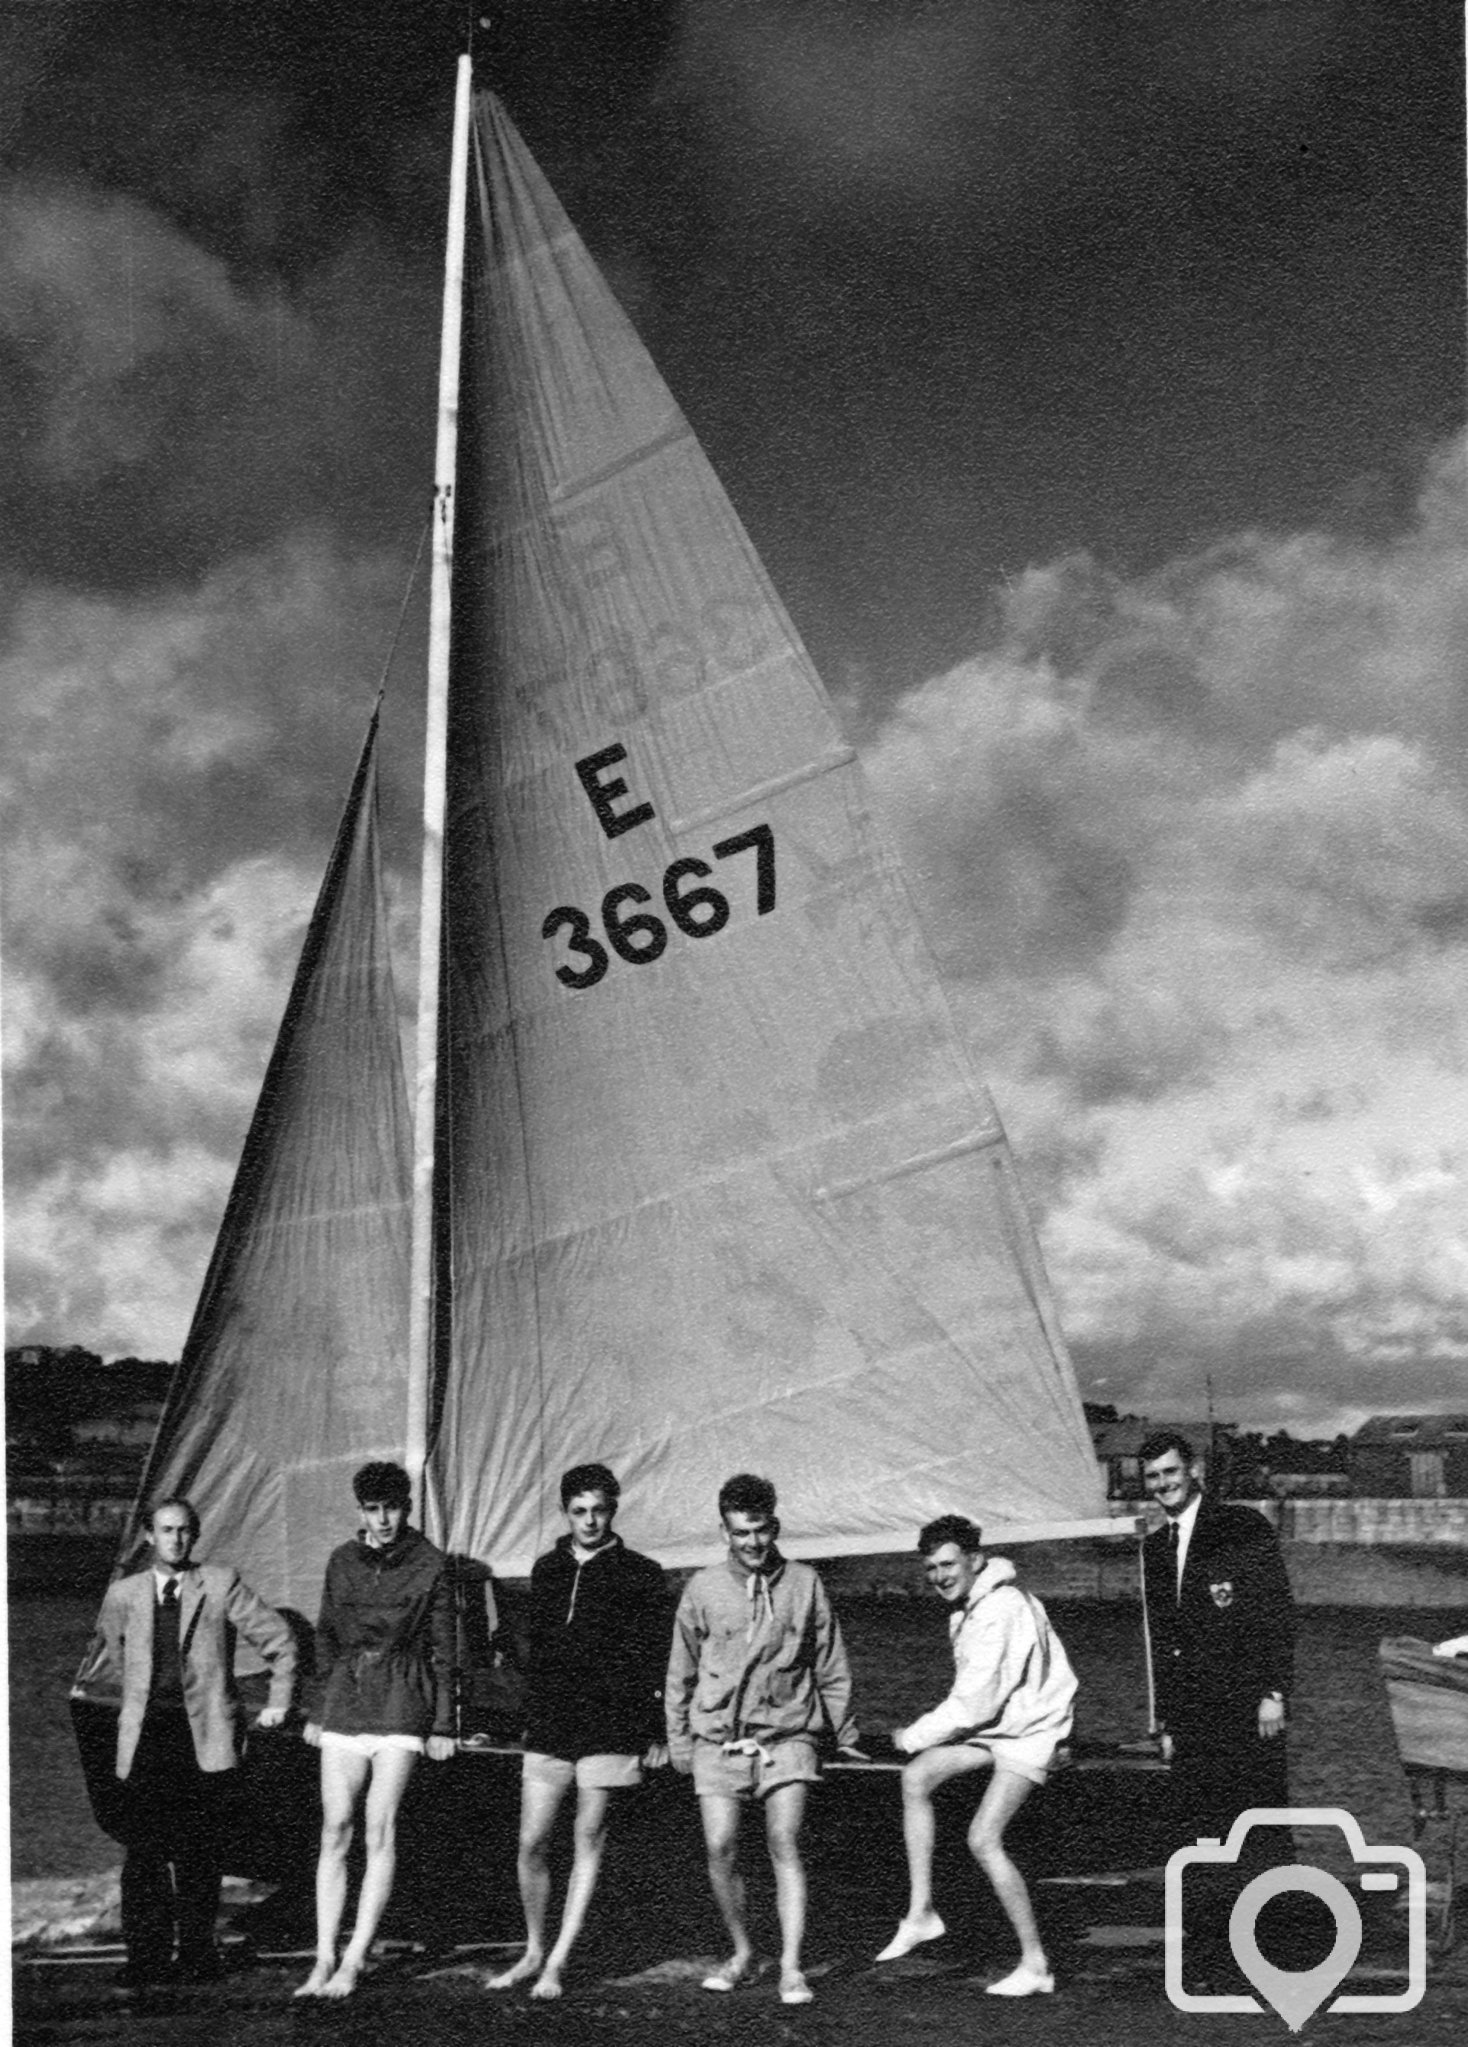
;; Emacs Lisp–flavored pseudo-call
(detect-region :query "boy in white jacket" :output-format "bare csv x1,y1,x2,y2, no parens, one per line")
876,1514,1076,1997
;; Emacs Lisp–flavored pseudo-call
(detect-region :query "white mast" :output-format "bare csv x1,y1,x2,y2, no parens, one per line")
407,53,472,1531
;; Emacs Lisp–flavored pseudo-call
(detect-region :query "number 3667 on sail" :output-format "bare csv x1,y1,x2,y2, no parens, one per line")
542,824,777,991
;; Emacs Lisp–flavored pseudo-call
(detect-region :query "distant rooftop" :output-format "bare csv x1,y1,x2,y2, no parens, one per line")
1354,1414,1468,1447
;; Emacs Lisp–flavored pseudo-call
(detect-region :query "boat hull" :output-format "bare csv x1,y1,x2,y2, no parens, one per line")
70,1695,1174,1953
1379,1636,1468,1778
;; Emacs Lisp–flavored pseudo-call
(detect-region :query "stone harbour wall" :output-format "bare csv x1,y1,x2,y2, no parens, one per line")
818,1499,1468,1611
11,1492,1468,1609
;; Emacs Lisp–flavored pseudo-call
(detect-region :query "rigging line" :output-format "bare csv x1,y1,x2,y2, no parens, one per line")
374,515,432,704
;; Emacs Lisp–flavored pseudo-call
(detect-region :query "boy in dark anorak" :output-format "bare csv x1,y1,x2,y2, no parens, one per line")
665,1473,863,2007
486,1463,668,1999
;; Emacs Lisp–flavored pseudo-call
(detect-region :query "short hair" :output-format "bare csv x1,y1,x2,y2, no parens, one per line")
353,1460,411,1509
718,1472,777,1521
146,1495,200,1541
917,1514,983,1558
560,1462,620,1510
1139,1429,1196,1469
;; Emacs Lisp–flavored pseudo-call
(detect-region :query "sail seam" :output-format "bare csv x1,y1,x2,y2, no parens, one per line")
242,1203,413,1229
548,421,693,505
447,1088,1003,1254
668,748,858,835
812,1127,1007,1203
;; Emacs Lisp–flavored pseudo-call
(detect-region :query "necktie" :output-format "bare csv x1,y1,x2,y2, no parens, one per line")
1166,1519,1180,1596
162,1577,178,1607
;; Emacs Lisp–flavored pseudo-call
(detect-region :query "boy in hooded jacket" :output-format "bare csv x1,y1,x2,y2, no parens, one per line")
876,1514,1077,1999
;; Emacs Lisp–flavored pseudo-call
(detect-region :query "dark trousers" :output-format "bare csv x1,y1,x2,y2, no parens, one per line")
119,1710,225,1971
1170,1725,1292,1986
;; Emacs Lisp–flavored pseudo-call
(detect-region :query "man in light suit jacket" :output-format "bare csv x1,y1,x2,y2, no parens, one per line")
98,1496,297,1987
1139,1430,1294,1991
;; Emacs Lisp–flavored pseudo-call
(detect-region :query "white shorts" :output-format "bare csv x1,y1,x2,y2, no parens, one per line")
319,1729,426,1758
970,1732,1058,1787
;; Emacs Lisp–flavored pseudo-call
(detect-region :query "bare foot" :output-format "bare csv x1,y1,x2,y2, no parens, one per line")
293,1959,334,1997
875,1909,946,1962
483,1951,542,1990
319,1957,362,1999
529,1968,563,2000
701,1951,754,1992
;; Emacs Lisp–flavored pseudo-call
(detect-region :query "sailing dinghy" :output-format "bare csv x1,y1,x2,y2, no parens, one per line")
73,57,1141,1928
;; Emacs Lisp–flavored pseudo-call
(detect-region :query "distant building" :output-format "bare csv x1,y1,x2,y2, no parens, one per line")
1088,1416,1237,1500
1351,1415,1468,1498
72,1402,164,1450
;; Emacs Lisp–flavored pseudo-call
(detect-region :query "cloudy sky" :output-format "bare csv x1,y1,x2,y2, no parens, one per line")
3,0,1465,1434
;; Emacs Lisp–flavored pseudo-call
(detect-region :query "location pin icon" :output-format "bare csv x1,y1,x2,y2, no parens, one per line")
1228,1866,1362,2033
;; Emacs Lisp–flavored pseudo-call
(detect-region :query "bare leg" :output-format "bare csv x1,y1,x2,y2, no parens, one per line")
295,1745,369,1995
876,1746,994,1960
321,1746,418,1997
763,1782,809,1996
533,1783,613,1998
698,1794,754,1987
480,1769,564,1988
967,1765,1049,1978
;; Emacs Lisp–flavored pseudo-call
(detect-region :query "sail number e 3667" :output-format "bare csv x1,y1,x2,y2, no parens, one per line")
542,825,776,991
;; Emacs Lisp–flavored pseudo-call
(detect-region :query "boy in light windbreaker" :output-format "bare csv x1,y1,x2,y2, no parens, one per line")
665,1473,864,2007
875,1514,1077,1999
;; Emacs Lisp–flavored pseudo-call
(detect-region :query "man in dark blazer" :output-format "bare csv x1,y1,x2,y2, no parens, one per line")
98,1496,297,1987
1140,1430,1294,1988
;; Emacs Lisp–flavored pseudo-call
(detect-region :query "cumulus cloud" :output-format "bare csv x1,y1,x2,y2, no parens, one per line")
863,436,1468,1431
2,532,422,1351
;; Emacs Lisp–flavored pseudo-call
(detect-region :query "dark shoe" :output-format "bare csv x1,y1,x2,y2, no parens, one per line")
177,1948,227,1984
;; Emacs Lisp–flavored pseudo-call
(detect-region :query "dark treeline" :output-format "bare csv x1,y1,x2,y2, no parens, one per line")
6,1346,174,1456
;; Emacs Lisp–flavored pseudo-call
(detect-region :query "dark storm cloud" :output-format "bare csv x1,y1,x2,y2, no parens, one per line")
645,0,1463,694
0,0,459,588
0,176,438,588
5,0,1458,680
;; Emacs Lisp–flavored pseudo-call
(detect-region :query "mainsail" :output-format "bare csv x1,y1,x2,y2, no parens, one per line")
426,90,1105,1574
76,707,413,1683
